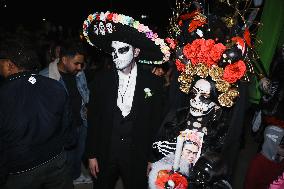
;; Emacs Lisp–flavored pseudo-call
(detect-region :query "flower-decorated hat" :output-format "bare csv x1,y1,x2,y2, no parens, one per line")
82,11,170,64
166,0,258,107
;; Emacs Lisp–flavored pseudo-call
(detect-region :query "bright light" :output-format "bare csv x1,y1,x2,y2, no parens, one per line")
141,15,148,19
42,18,46,21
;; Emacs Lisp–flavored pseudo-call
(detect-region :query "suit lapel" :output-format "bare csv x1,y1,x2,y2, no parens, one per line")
130,64,145,118
107,69,119,113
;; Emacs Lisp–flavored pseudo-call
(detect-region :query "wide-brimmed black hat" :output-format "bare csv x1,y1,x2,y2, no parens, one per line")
82,11,170,64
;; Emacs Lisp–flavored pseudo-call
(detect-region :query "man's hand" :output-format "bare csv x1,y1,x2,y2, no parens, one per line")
89,158,99,179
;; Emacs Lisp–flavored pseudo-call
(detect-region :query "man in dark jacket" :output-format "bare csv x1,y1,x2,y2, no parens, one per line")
0,37,73,189
83,11,170,189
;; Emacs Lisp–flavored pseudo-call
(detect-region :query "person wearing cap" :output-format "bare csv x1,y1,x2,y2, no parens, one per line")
0,36,73,188
244,125,284,189
82,11,170,189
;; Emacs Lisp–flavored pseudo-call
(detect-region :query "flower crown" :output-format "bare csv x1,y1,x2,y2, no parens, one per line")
82,11,170,64
175,38,247,107
180,129,203,148
166,2,258,107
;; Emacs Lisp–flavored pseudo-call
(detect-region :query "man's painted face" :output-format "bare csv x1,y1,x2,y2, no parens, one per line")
111,41,135,70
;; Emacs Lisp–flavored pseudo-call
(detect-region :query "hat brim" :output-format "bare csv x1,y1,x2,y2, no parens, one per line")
83,12,170,64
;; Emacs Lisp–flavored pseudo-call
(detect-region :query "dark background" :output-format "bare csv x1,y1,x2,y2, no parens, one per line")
0,0,175,38
0,0,263,38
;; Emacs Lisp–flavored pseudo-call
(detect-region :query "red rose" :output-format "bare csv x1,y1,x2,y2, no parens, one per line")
106,13,113,21
183,39,226,68
183,43,193,59
210,43,226,62
202,39,214,52
175,59,186,72
223,60,246,83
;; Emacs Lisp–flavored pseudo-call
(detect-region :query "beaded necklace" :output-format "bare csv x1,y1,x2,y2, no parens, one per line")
118,69,132,103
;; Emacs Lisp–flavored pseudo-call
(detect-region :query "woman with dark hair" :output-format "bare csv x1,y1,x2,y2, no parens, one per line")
148,0,257,187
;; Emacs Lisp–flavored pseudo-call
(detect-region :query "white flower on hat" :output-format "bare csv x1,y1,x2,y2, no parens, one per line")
100,12,107,22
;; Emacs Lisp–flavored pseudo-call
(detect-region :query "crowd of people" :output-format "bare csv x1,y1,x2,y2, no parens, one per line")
0,0,284,189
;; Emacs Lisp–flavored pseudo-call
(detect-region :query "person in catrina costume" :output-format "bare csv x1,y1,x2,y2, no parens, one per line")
148,1,258,188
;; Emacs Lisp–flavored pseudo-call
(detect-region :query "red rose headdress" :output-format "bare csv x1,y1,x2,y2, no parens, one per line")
167,0,259,107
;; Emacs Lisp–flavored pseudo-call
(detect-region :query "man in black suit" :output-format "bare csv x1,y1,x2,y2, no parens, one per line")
82,11,170,189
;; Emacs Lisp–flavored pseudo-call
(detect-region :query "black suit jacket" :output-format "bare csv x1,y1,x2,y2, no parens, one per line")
85,64,165,184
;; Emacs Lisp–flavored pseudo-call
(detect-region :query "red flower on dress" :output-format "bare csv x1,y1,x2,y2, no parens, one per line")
156,170,170,188
168,172,188,189
222,60,246,83
155,170,188,189
175,59,186,72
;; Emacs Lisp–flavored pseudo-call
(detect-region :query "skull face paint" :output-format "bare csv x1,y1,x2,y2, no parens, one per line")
99,22,106,35
189,79,217,117
111,41,135,70
106,23,113,33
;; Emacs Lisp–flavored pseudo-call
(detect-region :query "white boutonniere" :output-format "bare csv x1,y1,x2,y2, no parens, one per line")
144,88,153,98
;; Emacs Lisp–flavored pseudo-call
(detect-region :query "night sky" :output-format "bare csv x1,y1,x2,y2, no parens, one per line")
0,0,174,37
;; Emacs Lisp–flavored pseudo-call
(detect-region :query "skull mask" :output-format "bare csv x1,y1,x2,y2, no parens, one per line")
106,23,113,33
189,79,217,117
111,41,137,70
99,22,106,35
93,25,99,35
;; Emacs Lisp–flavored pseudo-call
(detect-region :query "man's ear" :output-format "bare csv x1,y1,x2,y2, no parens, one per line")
62,56,68,65
7,60,16,71
4,60,19,77
134,48,140,58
